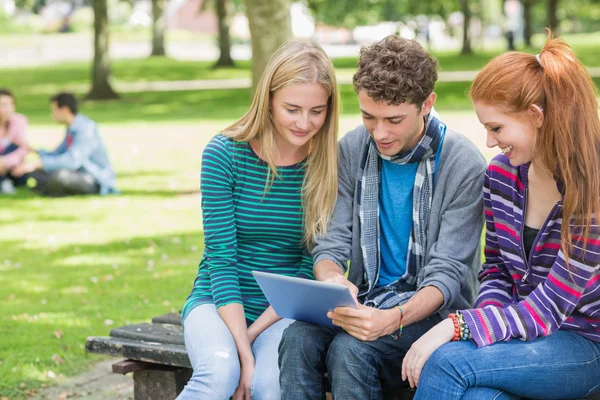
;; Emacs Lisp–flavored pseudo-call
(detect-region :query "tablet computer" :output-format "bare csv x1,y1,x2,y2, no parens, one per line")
252,270,358,326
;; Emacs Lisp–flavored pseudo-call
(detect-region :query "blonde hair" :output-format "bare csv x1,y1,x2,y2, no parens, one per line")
222,40,340,249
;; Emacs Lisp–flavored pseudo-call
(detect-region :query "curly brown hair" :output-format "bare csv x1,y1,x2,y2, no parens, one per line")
353,35,438,107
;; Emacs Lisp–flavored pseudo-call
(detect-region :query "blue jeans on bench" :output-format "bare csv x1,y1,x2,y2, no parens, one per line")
414,330,600,400
177,304,293,400
278,314,442,399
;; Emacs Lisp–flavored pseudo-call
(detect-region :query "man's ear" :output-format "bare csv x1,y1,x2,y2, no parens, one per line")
530,104,544,129
421,92,437,116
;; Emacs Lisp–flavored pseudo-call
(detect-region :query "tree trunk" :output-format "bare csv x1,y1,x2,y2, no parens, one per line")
214,0,235,67
151,0,166,56
245,0,292,93
523,0,533,47
547,0,559,33
87,0,118,100
460,0,473,55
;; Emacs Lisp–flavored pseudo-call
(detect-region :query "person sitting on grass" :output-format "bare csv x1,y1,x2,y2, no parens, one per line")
402,33,600,400
177,40,340,400
12,92,117,197
0,88,30,195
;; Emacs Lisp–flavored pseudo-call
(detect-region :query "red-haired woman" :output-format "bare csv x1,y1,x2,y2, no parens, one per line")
402,34,600,400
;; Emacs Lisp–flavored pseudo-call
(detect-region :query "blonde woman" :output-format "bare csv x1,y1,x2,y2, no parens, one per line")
177,41,340,400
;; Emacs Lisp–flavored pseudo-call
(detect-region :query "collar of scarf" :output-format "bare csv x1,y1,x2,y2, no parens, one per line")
358,114,443,307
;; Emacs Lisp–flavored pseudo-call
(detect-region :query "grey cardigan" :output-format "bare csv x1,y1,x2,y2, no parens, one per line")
313,124,487,317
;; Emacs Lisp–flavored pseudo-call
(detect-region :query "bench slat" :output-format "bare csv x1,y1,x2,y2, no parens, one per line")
151,313,182,326
112,359,149,374
110,322,184,345
86,336,191,368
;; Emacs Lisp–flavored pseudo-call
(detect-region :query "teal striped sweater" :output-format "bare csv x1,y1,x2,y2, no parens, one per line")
182,134,314,322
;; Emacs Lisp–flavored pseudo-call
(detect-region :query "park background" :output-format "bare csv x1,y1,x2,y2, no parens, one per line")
0,0,599,398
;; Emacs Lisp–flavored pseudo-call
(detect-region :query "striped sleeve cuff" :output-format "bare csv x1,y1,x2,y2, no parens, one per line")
461,307,510,348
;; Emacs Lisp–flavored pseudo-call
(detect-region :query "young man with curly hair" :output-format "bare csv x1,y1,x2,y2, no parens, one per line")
278,35,487,398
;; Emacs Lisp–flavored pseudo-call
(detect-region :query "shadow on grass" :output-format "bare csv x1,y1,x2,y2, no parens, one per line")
119,188,199,197
0,186,198,203
117,170,174,179
0,214,79,225
1,229,205,398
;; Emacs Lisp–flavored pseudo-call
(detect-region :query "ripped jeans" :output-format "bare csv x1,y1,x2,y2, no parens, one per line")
176,304,293,400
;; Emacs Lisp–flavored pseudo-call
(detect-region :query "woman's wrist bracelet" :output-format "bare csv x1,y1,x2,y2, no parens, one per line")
448,312,470,341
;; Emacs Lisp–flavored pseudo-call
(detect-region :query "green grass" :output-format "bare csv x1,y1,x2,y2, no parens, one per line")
6,78,600,126
0,31,597,125
0,122,224,398
1,31,598,100
7,83,479,125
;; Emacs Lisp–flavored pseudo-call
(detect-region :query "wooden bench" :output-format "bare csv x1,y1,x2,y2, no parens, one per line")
86,314,600,400
86,313,192,400
85,313,415,400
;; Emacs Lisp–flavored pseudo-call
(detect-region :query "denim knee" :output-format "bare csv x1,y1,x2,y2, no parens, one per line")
422,342,462,381
279,322,323,364
178,355,239,399
251,370,280,400
326,333,374,370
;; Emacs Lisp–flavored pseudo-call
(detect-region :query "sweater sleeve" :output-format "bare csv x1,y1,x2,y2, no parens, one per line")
418,167,486,310
462,224,600,348
473,170,516,309
2,114,29,169
201,136,241,308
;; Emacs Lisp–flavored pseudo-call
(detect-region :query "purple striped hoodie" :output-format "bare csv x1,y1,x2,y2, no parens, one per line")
461,154,600,348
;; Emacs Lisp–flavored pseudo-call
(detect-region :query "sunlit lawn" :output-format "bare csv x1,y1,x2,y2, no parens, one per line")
5,81,486,125
1,31,598,125
0,121,220,398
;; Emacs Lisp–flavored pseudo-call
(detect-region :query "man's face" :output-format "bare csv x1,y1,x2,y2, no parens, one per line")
0,95,15,122
50,101,66,123
358,90,435,156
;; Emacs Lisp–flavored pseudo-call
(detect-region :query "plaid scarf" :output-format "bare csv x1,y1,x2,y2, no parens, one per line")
359,114,443,309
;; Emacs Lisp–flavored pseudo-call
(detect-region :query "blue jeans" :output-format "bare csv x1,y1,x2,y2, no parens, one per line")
176,304,293,400
415,330,600,400
0,143,26,185
278,315,442,400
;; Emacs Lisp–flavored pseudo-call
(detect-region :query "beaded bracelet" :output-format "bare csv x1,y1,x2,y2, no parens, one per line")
448,313,460,341
448,312,470,341
391,306,404,340
456,311,470,341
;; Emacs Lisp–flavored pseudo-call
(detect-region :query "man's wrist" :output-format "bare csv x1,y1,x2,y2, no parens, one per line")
314,260,344,281
385,307,402,336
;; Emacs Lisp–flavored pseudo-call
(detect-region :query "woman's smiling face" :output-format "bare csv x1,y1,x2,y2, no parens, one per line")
474,101,540,166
